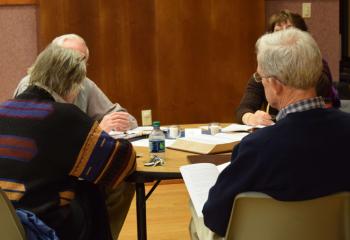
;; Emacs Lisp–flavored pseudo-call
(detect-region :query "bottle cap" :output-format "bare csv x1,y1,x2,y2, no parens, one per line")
152,121,160,127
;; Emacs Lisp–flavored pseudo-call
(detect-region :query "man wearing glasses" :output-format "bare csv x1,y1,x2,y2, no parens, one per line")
236,10,339,126
190,28,350,239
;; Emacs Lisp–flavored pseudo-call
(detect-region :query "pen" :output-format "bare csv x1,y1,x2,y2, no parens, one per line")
266,104,270,114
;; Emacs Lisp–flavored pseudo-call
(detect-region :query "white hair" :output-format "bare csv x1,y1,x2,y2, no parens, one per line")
52,34,89,59
52,34,85,46
256,27,322,89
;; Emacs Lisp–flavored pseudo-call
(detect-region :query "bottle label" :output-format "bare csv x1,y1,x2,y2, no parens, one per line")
149,140,165,153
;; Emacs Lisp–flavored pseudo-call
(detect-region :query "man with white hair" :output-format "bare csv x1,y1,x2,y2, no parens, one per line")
14,34,137,239
190,28,350,239
14,34,137,132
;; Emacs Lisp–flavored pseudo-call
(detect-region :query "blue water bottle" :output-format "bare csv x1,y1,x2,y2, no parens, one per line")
149,121,165,162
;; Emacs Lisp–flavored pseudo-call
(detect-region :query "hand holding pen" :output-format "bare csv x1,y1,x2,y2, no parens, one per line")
242,104,274,126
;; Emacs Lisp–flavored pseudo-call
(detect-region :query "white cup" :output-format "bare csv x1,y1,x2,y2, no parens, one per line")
209,123,220,135
168,125,181,139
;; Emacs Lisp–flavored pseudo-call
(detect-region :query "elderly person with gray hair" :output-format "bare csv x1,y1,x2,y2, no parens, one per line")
189,28,350,239
236,10,339,127
14,33,137,132
14,34,137,239
0,44,136,240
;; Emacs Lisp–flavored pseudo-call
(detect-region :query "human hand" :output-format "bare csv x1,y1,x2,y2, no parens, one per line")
243,110,274,126
99,112,131,132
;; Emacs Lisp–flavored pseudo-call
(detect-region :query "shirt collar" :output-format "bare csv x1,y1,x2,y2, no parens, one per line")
276,96,325,121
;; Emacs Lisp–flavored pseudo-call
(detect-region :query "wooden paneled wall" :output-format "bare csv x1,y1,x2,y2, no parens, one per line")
39,0,265,125
0,0,36,4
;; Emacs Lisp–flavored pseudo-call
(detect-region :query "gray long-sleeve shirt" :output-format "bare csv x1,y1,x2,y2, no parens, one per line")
14,76,138,129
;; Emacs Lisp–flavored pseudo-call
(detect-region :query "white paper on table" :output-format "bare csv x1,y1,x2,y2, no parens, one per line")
131,138,175,147
221,123,266,133
179,132,248,145
127,126,169,135
220,123,254,132
184,128,202,137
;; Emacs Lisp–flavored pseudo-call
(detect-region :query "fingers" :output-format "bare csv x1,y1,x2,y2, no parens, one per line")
107,112,130,120
251,110,274,126
99,112,131,132
257,118,274,126
107,112,130,131
255,110,271,119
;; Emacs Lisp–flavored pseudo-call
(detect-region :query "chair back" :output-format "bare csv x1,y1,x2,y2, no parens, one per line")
0,188,26,240
225,192,350,240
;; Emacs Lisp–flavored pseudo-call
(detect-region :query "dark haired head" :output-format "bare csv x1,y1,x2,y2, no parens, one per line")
267,10,308,33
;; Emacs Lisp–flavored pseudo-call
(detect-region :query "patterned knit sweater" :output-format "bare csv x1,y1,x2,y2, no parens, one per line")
0,86,136,240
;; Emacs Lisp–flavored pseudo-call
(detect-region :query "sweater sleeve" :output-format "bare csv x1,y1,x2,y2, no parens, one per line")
235,76,267,123
69,122,136,189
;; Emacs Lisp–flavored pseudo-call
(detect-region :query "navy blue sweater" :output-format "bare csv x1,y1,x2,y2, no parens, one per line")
203,108,350,236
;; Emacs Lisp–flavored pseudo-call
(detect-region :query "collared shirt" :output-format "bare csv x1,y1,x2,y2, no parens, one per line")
276,96,325,121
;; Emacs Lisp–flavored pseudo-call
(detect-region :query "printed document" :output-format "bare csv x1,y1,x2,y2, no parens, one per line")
180,162,230,217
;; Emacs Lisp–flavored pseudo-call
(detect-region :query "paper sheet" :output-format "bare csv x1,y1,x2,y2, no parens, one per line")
179,132,248,145
221,123,253,132
131,138,175,147
180,163,220,217
221,123,265,133
180,160,231,217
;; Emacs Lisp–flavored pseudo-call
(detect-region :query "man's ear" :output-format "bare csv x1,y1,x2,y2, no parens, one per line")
270,78,284,96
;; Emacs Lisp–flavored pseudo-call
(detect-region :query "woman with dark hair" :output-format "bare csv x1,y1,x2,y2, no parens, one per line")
236,10,340,126
268,10,308,32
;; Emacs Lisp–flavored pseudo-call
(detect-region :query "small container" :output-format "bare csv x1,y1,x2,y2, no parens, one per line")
208,122,220,135
168,125,181,139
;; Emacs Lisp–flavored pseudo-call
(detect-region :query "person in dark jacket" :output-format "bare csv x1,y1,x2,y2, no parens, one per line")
190,28,350,239
236,10,340,126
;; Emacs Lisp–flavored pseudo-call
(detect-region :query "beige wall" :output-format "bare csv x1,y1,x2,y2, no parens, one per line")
0,5,37,101
0,1,340,102
266,0,340,81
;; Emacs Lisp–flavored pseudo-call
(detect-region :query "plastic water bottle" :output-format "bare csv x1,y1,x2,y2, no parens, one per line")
149,121,165,162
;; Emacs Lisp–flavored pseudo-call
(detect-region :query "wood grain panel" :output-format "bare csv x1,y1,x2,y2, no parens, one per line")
155,0,265,124
39,0,265,125
97,1,157,121
0,0,37,5
39,0,157,122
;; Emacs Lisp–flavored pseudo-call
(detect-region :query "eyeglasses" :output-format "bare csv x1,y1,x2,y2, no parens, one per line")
253,72,264,83
253,72,276,83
